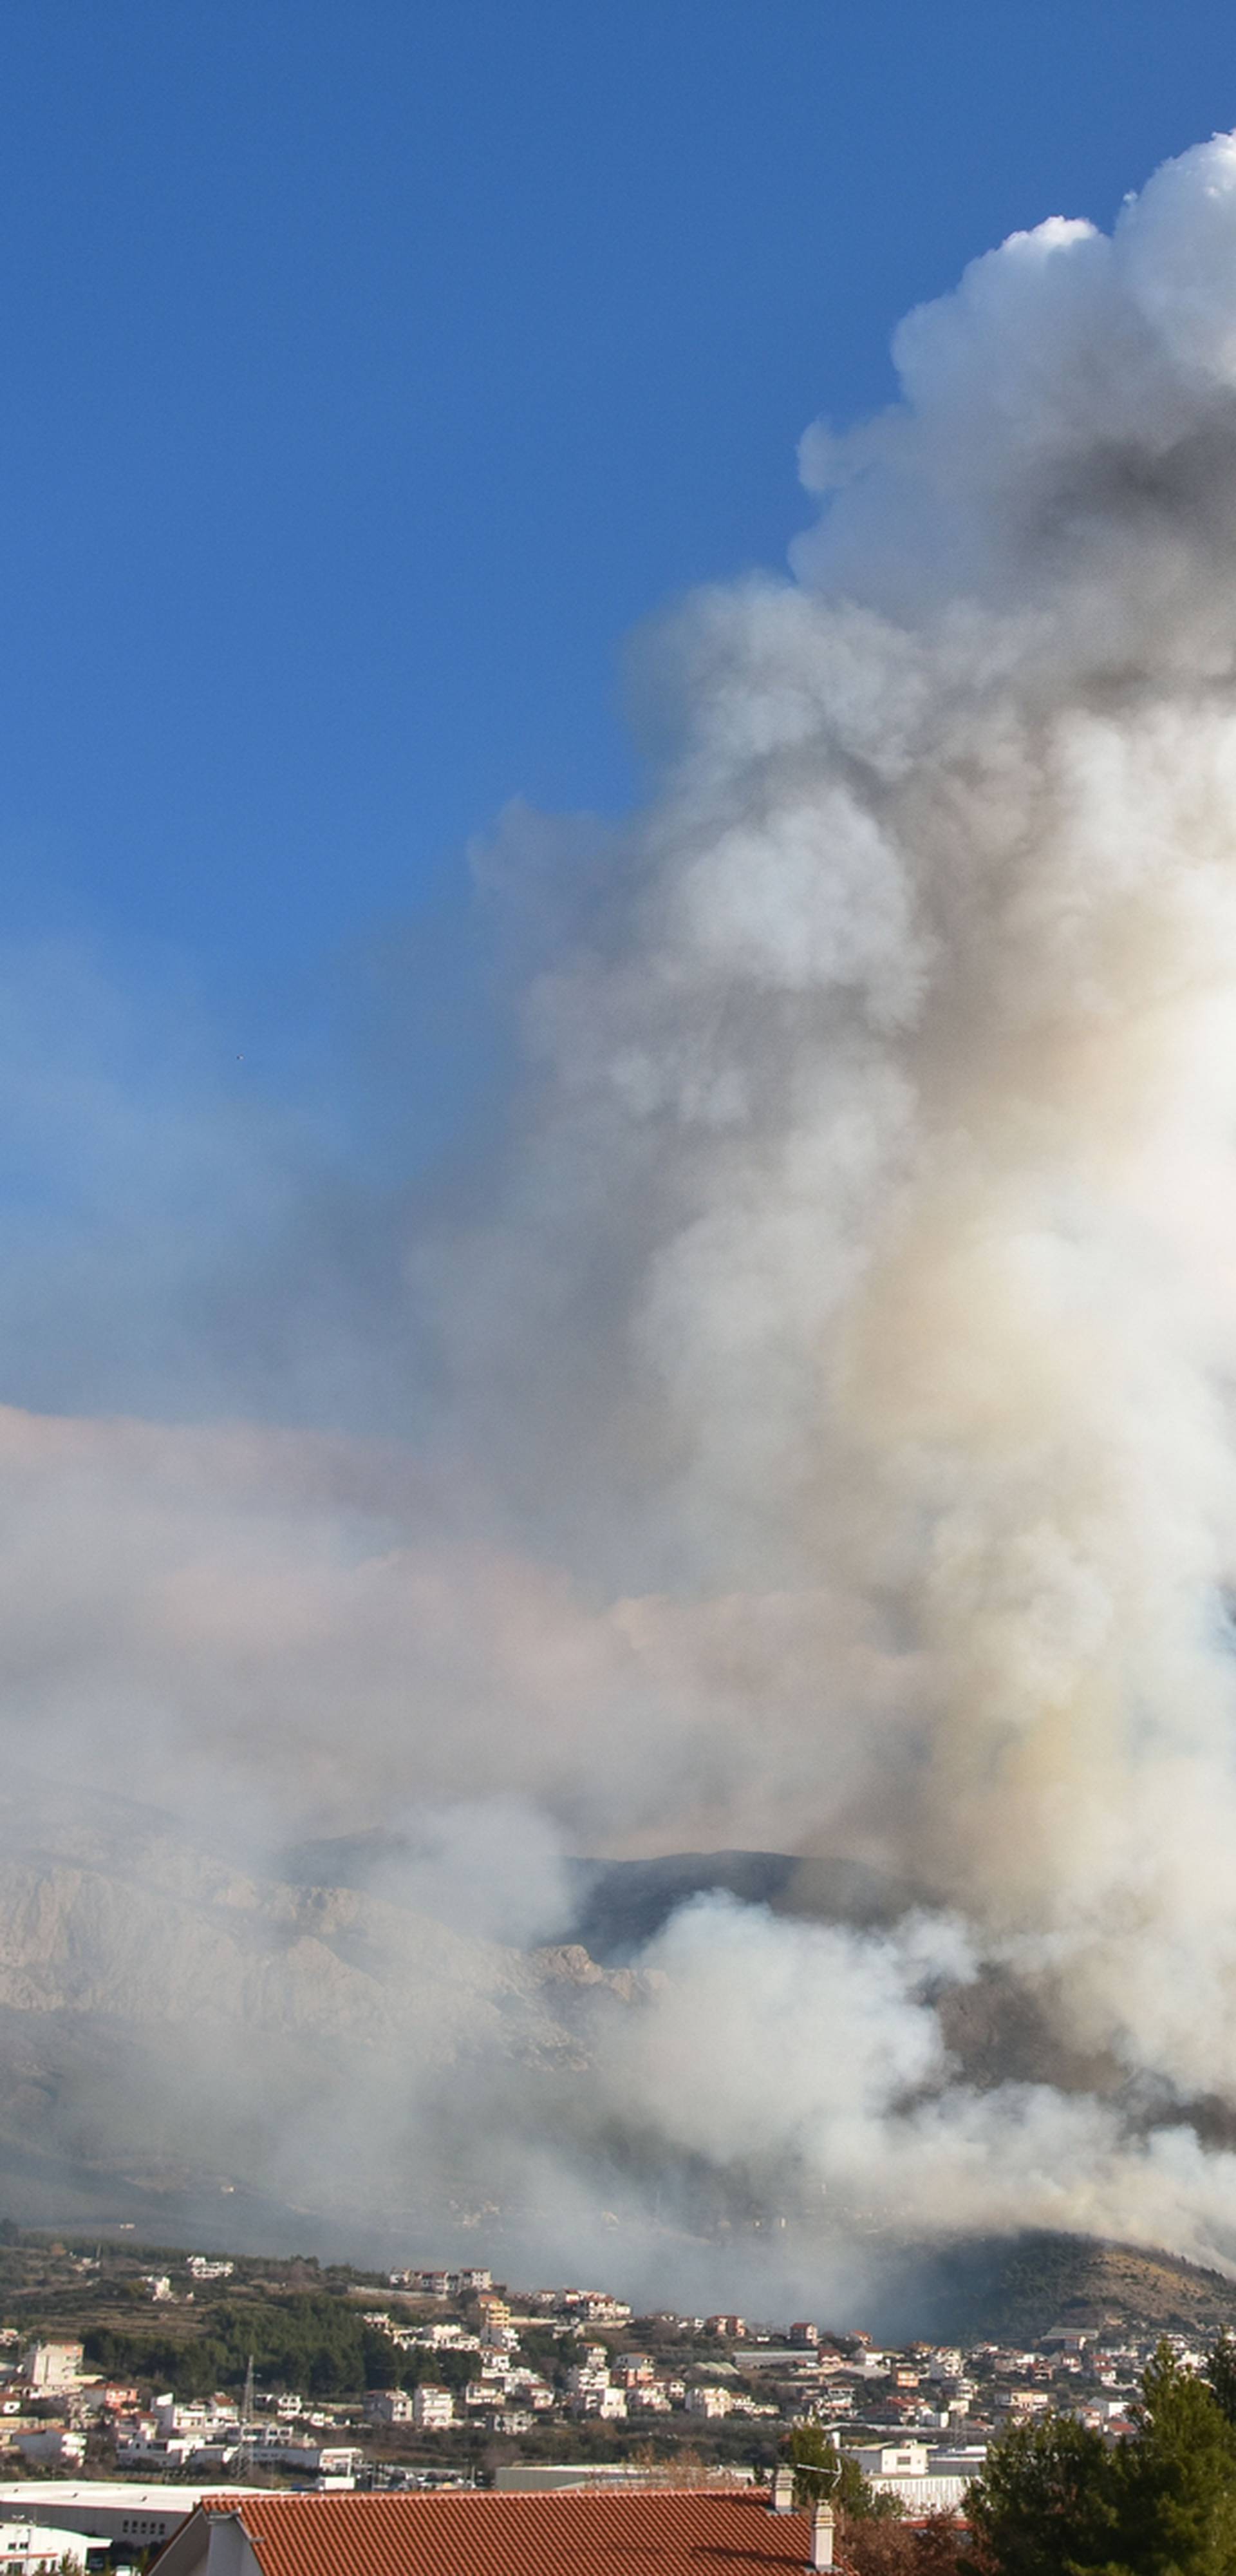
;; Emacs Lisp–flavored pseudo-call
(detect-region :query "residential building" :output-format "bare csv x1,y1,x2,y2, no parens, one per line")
561,2294,632,2326
21,2347,82,2393
366,2392,415,2425
566,2365,610,2400
153,2400,221,2439
12,2434,86,2470
390,2268,492,2298
249,2445,361,2479
569,2385,627,2421
845,2441,988,2514
412,2387,454,2432
463,2382,499,2412
116,2436,198,2470
0,2523,92,2573
491,2469,759,2494
685,2387,733,2419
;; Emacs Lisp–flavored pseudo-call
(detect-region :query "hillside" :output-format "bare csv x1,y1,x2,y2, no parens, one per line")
896,2231,1236,2345
0,1774,646,2249
2,2224,1235,2363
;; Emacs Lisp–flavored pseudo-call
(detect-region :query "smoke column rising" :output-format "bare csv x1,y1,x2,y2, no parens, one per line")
429,128,1236,2274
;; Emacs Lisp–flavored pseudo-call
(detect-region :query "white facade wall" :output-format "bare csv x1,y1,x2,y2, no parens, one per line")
201,2518,263,2576
412,2387,454,2430
0,2524,92,2573
686,2387,732,2419
21,2350,82,2394
849,2445,929,2477
865,2476,970,2513
0,2486,263,2548
12,2436,85,2470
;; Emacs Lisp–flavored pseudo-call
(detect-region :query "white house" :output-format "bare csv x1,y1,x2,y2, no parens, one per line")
846,2441,988,2514
366,2392,415,2425
0,2523,93,2573
12,2436,86,2472
412,2387,454,2432
20,2349,82,2394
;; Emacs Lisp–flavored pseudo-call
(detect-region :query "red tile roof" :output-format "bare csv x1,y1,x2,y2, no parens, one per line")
196,2486,823,2576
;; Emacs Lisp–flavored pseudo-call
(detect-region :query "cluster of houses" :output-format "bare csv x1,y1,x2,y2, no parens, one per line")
0,2334,359,2488
343,2271,1198,2480
0,2260,1222,2519
0,2336,113,2470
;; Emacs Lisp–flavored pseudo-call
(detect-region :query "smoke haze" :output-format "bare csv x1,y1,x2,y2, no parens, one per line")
14,129,1236,2311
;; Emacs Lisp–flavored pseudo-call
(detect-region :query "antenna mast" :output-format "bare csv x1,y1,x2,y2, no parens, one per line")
236,2353,255,2479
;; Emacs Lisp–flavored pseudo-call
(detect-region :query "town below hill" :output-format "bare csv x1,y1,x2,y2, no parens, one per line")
0,2229,1232,2503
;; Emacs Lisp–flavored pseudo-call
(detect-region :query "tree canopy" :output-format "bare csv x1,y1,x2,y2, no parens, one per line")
966,2339,1236,2576
84,2291,435,2398
964,2408,1122,2575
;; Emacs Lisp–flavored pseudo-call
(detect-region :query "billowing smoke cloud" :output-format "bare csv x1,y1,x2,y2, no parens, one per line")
13,129,1236,2310
422,126,1236,2278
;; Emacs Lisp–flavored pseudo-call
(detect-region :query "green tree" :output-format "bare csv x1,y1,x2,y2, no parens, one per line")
964,2411,1120,2576
86,2289,386,2397
1115,2341,1236,2576
1206,2331,1236,2432
968,2344,1236,2576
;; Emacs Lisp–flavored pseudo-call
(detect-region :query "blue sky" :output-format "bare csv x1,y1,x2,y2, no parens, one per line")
6,0,1236,1420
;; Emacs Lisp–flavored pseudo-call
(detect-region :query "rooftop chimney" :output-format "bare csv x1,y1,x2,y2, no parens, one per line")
809,2504,834,2571
769,2467,795,2514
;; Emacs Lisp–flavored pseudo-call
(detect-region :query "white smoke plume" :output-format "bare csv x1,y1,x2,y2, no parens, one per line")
14,128,1236,2308
424,126,1236,2278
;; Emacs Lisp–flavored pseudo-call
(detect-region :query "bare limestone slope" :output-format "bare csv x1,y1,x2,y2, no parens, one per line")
0,1776,642,2241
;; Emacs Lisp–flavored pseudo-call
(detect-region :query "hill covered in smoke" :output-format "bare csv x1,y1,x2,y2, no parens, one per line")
0,1783,1230,2345
14,128,1236,2308
1,1790,1236,2346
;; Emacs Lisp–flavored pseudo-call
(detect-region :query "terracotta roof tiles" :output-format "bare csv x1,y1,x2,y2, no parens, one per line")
196,2486,823,2576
